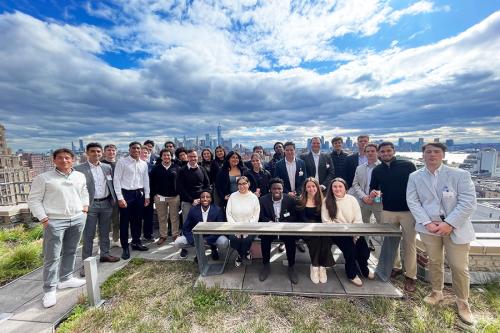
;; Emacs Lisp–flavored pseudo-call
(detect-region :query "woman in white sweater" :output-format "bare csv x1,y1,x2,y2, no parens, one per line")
322,178,374,286
226,176,260,267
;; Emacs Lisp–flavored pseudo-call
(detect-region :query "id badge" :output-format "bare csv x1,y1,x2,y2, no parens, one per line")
442,191,455,198
106,175,112,181
283,212,290,218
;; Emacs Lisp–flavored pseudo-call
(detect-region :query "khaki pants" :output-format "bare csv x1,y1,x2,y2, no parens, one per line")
381,210,417,279
155,195,181,237
420,233,470,300
360,202,382,224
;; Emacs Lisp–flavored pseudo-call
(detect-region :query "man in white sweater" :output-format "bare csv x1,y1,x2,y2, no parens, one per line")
28,148,89,308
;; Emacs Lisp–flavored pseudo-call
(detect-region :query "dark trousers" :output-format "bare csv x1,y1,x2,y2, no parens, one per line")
228,235,255,257
119,189,145,247
142,200,154,239
260,235,297,267
304,236,334,267
331,236,370,279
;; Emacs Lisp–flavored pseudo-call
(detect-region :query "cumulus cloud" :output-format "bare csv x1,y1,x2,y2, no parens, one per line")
0,3,499,151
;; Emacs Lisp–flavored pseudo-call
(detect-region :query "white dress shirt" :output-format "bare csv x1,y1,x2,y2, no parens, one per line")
89,161,108,199
424,164,445,216
358,154,368,166
201,206,211,222
113,156,150,200
285,158,297,192
312,152,320,181
272,198,282,222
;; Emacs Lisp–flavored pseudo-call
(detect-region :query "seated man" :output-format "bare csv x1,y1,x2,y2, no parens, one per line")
174,191,228,260
258,178,299,284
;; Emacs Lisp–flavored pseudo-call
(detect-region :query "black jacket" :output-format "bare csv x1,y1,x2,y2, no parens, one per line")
215,166,257,200
370,158,417,212
176,165,210,203
150,163,179,198
259,193,297,223
330,150,349,180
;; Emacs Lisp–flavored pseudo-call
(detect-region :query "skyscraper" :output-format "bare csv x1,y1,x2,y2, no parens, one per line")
217,123,222,146
79,139,84,152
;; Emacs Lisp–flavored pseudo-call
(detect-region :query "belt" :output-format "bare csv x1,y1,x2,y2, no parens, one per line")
122,188,144,192
94,196,110,202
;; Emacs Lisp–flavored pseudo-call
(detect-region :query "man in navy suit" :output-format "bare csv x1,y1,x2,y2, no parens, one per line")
274,141,307,197
173,191,228,260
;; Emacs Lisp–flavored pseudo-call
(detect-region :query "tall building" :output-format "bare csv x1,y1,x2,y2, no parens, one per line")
79,139,84,152
478,148,498,176
346,137,353,149
217,123,222,146
398,138,404,148
0,124,32,206
205,133,210,148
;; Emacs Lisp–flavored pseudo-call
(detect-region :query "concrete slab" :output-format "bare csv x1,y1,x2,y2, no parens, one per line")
19,267,43,282
9,287,84,323
195,261,246,289
242,262,292,293
1,319,53,333
334,265,403,298
0,279,41,313
291,264,345,295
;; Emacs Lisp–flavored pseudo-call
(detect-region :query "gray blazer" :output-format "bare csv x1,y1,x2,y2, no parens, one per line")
74,162,117,204
406,164,476,244
350,160,381,200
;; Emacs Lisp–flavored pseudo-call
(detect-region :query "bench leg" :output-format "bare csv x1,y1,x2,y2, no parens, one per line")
194,233,209,276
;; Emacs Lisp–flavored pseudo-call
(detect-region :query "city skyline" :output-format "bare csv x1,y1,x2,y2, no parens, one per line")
1,1,499,151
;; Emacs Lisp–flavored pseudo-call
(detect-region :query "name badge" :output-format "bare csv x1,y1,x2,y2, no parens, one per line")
159,196,165,202
106,175,112,181
442,191,455,198
298,171,304,177
178,210,183,215
283,212,290,218
326,164,330,169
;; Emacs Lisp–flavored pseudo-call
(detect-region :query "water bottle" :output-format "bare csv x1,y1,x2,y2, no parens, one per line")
374,192,382,203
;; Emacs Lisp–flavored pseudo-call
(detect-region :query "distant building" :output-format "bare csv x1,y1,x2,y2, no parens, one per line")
0,124,32,206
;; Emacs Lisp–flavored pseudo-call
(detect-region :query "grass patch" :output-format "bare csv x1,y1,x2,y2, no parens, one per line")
0,224,43,285
55,261,500,333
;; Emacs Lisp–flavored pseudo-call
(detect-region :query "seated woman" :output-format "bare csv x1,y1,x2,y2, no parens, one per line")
248,152,271,198
215,151,256,207
321,178,374,286
226,176,260,267
174,191,228,260
297,178,334,284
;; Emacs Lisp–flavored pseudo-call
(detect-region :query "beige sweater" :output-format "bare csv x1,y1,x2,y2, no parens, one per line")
321,194,363,224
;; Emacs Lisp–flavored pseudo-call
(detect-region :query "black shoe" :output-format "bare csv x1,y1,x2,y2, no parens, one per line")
278,244,285,252
296,242,306,253
131,243,149,251
259,264,270,281
194,256,198,264
288,266,299,284
121,246,130,260
180,248,188,259
211,246,219,260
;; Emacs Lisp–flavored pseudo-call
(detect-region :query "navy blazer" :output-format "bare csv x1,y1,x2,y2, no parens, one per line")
182,204,225,244
259,193,297,222
273,158,308,195
300,152,335,188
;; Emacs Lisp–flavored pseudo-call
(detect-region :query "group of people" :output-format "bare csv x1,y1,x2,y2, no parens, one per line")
27,135,477,325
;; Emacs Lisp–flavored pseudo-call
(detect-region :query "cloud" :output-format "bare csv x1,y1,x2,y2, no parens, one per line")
0,5,499,152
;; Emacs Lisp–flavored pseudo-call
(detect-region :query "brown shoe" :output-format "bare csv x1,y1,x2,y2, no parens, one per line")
424,290,444,305
391,268,403,278
156,237,167,246
172,235,179,241
457,300,474,325
100,255,120,263
404,276,416,292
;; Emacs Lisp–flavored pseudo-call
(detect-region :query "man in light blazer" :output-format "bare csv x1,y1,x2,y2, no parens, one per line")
406,142,476,325
350,142,381,250
300,137,335,191
274,141,307,197
75,143,120,276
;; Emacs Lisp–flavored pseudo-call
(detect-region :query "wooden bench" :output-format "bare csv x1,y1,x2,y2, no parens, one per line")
192,222,401,276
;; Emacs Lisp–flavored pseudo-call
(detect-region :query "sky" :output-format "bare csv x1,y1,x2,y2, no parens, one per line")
0,0,499,151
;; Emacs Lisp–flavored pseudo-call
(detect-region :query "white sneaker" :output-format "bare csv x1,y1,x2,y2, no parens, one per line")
57,277,86,289
319,266,327,283
368,270,375,280
350,276,363,287
42,290,57,308
310,265,320,284
111,240,121,248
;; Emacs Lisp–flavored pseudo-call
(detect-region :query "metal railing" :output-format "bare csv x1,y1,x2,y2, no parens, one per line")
474,198,500,225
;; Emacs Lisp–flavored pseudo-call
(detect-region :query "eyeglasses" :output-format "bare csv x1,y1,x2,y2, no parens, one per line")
237,182,248,186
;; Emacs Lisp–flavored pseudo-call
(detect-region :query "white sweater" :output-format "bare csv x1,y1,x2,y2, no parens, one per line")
226,191,260,223
28,169,89,220
321,194,363,224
